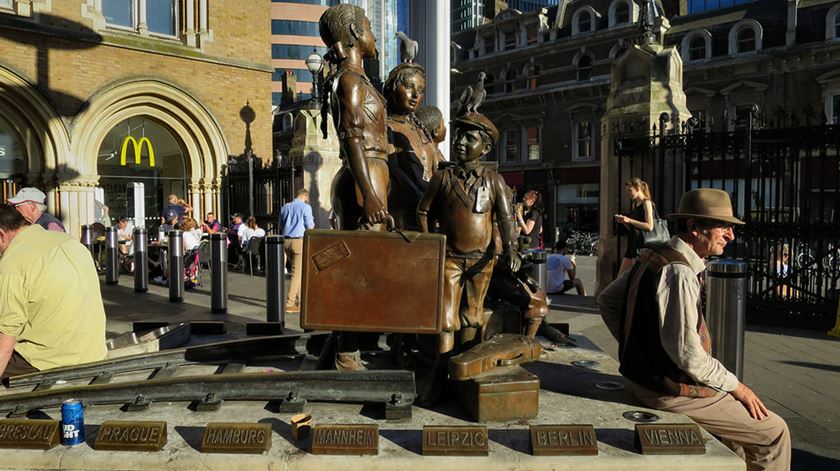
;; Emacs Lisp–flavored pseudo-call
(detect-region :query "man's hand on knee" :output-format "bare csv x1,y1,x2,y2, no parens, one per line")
730,382,769,420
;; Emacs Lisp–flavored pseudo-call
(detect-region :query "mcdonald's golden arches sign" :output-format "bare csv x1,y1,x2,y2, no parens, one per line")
120,136,155,167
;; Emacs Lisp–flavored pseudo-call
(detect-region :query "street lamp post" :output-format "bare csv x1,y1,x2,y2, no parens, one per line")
305,49,324,106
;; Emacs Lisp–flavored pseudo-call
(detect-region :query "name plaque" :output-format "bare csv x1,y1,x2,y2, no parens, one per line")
201,422,272,454
311,424,378,455
530,425,598,456
422,425,488,456
635,424,706,455
0,419,59,450
94,421,167,451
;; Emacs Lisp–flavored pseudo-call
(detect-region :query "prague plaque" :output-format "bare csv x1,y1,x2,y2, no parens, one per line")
94,421,167,451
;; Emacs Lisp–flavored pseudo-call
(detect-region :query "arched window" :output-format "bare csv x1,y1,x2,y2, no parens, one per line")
681,29,712,63
828,5,840,40
728,20,762,55
689,37,706,61
577,56,592,81
737,28,756,53
613,2,629,25
577,12,592,33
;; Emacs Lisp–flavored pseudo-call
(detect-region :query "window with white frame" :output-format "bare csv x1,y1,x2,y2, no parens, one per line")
103,0,179,37
573,121,593,160
526,126,541,161
736,28,755,53
572,7,599,35
504,31,516,50
689,37,706,61
728,20,762,55
827,4,840,40
609,0,632,27
577,55,593,81
504,129,520,163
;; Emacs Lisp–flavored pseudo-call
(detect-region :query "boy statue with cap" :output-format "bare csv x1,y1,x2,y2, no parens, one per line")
599,188,790,471
417,103,519,355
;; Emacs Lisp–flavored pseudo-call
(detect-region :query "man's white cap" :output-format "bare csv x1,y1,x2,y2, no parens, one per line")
7,187,47,205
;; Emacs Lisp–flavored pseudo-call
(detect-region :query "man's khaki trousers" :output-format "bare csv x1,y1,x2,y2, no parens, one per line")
633,383,791,471
283,238,304,306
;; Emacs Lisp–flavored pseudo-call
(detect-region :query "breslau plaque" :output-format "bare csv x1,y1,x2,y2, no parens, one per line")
422,425,488,456
635,423,706,455
529,425,598,456
0,419,60,450
94,421,167,451
311,424,378,455
201,422,272,454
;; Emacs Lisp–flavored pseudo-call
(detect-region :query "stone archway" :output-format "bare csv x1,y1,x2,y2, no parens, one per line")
0,62,71,218
68,77,230,233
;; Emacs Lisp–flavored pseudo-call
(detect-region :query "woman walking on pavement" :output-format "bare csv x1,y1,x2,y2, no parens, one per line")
615,177,655,276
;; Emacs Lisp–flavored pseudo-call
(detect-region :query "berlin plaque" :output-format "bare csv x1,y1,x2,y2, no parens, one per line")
422,426,488,456
635,423,706,455
311,424,378,455
201,422,272,454
0,419,60,450
94,421,167,451
530,425,598,456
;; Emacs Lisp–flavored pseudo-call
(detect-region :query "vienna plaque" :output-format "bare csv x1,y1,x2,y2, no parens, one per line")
0,419,60,450
422,426,488,456
530,425,598,456
94,421,167,451
201,422,272,454
635,423,706,455
311,424,378,455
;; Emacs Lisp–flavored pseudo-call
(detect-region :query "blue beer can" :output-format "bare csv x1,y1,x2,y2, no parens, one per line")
60,399,85,446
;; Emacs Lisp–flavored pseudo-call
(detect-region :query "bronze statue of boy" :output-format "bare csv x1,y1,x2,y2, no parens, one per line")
417,111,519,354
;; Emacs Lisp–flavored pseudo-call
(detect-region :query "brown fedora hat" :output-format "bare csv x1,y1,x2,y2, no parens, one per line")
667,189,745,225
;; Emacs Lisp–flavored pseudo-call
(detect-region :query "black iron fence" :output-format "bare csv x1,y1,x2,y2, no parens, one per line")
615,110,840,329
222,153,298,232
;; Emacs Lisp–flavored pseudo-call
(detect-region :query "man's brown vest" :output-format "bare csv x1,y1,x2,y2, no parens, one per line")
619,245,717,398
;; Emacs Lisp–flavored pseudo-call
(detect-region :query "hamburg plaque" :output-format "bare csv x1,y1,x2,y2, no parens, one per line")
201,422,272,454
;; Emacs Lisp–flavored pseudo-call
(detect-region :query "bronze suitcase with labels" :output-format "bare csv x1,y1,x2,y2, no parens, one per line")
300,229,446,334
456,365,540,422
448,334,542,381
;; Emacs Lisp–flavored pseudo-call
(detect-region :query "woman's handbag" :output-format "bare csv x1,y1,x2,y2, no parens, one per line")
641,205,670,247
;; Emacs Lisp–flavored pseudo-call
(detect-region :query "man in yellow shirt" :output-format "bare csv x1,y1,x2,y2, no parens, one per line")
0,204,106,381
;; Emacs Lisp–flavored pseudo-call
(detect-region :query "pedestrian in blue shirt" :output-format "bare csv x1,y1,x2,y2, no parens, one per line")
279,189,315,311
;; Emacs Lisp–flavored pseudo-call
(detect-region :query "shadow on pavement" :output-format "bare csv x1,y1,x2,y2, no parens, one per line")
781,361,840,374
793,448,840,471
745,324,840,342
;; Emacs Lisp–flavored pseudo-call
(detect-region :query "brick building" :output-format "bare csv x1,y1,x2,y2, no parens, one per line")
0,0,272,234
451,0,840,239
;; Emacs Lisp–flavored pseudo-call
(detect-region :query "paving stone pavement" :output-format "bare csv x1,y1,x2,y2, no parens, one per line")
97,255,840,470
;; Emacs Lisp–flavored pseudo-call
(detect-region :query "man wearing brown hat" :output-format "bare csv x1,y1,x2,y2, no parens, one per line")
599,189,790,470
418,111,518,355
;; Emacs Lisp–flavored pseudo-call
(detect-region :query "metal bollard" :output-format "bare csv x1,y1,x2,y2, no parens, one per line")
265,235,286,326
105,227,119,285
133,228,148,293
526,250,547,292
706,259,747,380
168,230,184,303
210,233,228,314
80,225,94,260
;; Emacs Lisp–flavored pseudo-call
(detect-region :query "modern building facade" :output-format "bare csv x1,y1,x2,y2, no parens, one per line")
451,0,840,239
0,0,273,234
271,0,331,107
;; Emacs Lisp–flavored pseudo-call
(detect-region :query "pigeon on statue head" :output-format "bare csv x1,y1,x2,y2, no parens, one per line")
395,31,418,64
457,71,487,117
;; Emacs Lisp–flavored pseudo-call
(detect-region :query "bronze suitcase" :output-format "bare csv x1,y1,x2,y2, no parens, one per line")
300,229,446,334
449,334,542,381
456,365,540,422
